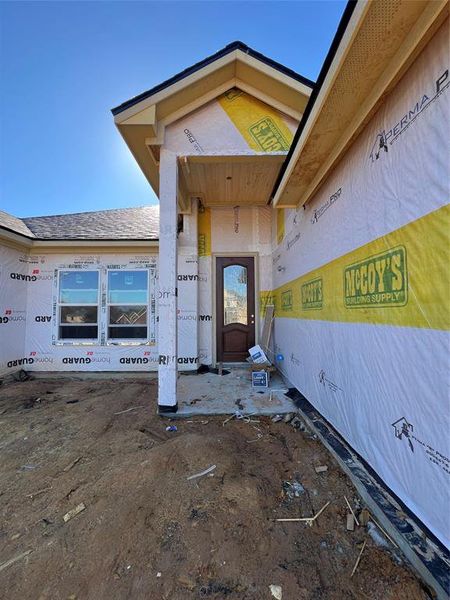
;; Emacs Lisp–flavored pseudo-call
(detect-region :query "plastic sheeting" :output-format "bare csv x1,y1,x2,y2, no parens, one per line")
269,20,450,548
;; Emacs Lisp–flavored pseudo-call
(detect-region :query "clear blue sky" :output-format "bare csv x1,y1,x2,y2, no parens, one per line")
0,0,346,217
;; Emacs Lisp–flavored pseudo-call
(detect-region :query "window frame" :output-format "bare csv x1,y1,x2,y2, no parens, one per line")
57,269,100,343
106,268,150,342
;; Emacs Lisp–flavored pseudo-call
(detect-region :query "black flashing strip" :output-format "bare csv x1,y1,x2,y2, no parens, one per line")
287,388,450,596
111,41,315,116
270,0,358,203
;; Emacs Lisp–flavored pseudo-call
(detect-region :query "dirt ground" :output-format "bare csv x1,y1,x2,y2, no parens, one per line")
0,376,428,600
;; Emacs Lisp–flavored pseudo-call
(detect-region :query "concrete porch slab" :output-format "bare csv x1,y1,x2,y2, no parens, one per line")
176,366,295,416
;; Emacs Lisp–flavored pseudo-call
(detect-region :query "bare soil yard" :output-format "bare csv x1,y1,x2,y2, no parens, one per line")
0,376,427,600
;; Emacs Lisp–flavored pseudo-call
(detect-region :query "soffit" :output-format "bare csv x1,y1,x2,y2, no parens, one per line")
179,154,286,207
274,0,448,208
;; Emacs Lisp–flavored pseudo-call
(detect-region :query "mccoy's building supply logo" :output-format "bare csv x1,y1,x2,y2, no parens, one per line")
344,246,407,308
370,69,449,163
281,289,293,311
301,278,323,310
249,117,290,152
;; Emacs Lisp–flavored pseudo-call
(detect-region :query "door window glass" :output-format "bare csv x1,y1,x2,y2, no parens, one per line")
223,265,247,325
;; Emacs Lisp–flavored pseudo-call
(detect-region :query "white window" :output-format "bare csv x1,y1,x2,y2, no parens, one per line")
58,270,99,340
107,270,149,340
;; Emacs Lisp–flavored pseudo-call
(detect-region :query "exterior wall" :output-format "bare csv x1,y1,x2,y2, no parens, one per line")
163,88,298,368
0,248,160,375
193,204,272,365
0,244,29,375
269,20,449,547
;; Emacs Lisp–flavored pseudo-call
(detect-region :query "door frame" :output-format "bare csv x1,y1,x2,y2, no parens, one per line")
212,252,260,366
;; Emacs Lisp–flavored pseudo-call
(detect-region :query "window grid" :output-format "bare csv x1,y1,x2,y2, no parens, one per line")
57,269,100,342
107,269,149,341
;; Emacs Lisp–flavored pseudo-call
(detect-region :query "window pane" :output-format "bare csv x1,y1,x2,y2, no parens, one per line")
109,306,147,325
59,325,98,339
108,271,148,303
223,265,247,325
59,271,99,304
108,326,147,339
60,306,97,324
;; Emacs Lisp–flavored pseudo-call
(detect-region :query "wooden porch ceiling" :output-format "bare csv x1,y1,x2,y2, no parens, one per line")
178,154,286,207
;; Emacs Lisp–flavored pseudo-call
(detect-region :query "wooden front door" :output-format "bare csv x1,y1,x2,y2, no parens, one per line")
216,257,255,362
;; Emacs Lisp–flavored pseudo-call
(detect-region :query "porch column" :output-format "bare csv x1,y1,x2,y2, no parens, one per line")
158,149,178,412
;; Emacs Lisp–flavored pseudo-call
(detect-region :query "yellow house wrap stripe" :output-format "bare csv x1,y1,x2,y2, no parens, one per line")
218,89,294,153
261,204,450,331
198,207,211,257
276,208,285,245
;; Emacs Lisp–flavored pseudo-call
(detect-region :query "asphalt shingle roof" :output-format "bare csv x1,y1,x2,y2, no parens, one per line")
0,210,35,238
0,206,159,241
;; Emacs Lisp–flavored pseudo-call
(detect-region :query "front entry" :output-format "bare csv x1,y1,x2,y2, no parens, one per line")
216,256,255,362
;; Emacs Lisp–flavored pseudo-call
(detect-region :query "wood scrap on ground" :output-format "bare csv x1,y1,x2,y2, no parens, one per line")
114,406,144,415
344,495,359,526
0,549,33,573
351,539,367,577
276,500,331,526
187,465,216,481
63,502,86,523
63,456,83,473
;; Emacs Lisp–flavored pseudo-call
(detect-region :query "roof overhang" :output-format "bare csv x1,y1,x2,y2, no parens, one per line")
112,44,313,201
0,227,159,251
273,0,449,208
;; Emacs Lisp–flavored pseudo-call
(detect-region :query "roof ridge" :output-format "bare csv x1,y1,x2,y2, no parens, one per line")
111,41,314,116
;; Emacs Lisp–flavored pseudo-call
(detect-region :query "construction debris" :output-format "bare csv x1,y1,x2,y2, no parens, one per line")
0,549,33,573
114,406,143,415
63,456,83,473
26,486,52,499
269,584,282,599
276,500,331,526
187,464,216,481
63,503,86,523
351,539,367,577
283,480,305,499
344,495,359,526
314,465,328,473
346,513,355,531
359,508,370,527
